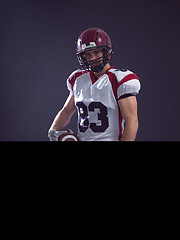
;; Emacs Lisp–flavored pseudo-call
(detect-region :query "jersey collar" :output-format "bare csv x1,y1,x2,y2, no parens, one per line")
90,66,114,84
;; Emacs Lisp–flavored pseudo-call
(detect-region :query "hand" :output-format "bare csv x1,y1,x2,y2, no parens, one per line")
48,129,73,141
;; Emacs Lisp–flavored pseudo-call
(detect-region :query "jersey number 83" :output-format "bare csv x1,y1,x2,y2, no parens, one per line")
76,101,109,133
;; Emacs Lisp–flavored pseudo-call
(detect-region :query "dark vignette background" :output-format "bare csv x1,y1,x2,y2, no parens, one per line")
0,0,180,141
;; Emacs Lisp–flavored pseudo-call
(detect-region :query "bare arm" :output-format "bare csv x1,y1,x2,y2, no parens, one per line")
50,93,76,131
118,96,139,141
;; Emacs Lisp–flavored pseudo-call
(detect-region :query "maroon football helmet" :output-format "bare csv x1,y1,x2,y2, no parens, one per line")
76,28,113,72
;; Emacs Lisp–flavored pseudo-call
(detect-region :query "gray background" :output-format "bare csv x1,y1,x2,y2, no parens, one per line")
0,0,180,141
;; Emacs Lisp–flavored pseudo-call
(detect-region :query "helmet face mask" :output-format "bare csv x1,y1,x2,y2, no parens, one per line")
77,46,112,72
76,28,113,73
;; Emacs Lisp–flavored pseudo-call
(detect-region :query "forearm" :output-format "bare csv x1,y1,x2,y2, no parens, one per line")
121,119,138,141
50,108,74,131
49,93,76,131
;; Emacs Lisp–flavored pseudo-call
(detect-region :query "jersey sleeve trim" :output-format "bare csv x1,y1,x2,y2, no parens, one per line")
118,93,134,100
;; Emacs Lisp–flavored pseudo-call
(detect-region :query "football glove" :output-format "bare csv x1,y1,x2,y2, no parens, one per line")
48,129,73,141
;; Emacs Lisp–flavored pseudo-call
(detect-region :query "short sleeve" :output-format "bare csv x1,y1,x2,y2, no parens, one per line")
66,69,84,95
115,71,141,99
66,77,73,94
117,78,141,99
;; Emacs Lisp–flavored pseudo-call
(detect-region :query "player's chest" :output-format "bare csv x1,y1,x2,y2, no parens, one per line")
73,73,116,107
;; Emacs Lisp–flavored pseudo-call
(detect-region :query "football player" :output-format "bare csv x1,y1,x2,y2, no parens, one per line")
48,28,141,141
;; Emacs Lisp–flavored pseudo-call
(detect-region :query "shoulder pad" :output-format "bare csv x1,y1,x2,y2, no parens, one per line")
68,69,85,81
109,68,134,83
67,69,87,94
110,69,141,98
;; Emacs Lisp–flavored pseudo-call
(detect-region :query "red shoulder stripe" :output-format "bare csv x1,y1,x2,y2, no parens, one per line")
118,73,139,87
68,71,87,91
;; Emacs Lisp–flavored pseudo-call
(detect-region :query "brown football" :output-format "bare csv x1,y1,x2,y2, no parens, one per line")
58,132,78,141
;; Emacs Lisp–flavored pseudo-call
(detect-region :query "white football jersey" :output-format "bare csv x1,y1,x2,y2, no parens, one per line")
67,66,141,141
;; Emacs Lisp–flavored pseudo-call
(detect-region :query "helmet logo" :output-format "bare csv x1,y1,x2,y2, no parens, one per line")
82,42,96,50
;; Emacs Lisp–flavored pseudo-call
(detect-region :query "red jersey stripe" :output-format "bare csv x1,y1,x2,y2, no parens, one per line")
118,73,139,87
68,70,88,91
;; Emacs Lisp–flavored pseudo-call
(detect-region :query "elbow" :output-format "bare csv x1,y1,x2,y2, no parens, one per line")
124,116,139,132
125,116,138,125
134,117,139,131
